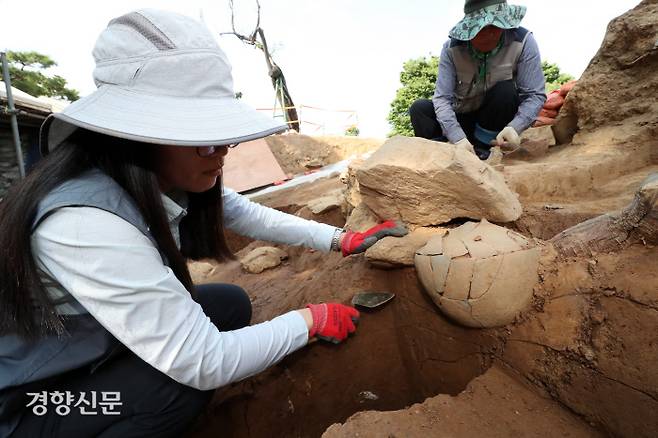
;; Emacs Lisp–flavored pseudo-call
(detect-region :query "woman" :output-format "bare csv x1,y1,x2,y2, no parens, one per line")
0,9,405,437
408,0,545,159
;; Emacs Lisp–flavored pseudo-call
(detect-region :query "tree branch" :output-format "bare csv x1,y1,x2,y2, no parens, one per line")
221,0,299,131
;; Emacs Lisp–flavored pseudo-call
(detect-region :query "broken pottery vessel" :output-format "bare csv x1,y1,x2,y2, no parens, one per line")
414,220,539,328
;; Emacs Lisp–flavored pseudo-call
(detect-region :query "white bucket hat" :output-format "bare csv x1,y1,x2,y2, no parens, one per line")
40,9,286,153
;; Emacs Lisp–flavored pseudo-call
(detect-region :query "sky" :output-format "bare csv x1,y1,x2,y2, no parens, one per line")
1,0,641,138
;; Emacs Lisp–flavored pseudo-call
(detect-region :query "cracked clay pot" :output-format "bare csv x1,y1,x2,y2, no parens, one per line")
414,220,540,328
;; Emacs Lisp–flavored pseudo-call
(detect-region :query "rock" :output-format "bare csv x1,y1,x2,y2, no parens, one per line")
344,202,380,232
341,157,365,214
506,126,554,159
552,0,658,143
356,136,522,226
240,246,288,274
485,146,503,166
306,188,345,214
415,220,540,328
366,227,447,268
521,125,555,145
187,261,216,282
304,159,324,169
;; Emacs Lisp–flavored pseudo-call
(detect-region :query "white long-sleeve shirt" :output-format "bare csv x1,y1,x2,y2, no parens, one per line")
30,187,339,391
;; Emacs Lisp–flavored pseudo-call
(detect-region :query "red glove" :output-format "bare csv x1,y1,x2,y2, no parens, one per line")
307,303,360,344
341,220,408,256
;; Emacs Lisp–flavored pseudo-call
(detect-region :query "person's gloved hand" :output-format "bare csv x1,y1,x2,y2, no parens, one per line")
493,126,520,148
341,220,408,256
307,303,360,344
454,137,476,155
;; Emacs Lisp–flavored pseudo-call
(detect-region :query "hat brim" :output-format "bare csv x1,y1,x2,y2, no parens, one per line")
449,4,527,41
41,85,287,152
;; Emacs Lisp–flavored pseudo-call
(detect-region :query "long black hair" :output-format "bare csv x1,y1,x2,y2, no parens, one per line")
0,127,233,340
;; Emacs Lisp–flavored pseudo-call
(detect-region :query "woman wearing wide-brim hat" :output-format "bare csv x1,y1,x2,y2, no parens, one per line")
0,9,407,437
409,0,546,159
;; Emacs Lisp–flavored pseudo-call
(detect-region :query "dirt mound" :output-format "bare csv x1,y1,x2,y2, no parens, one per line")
504,244,658,437
264,134,383,175
553,0,658,143
324,365,601,437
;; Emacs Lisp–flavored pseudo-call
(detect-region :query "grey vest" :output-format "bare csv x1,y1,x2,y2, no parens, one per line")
450,27,530,114
0,168,167,436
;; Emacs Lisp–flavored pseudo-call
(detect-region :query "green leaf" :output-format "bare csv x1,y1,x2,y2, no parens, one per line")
388,55,439,137
542,60,574,92
1,50,79,101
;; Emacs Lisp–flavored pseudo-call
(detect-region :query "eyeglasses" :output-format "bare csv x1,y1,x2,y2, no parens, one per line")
196,143,240,157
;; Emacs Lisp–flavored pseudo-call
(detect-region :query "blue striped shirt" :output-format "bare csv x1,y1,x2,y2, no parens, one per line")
432,30,547,143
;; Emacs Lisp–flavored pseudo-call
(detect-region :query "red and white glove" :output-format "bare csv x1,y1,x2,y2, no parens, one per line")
307,303,360,344
341,220,408,256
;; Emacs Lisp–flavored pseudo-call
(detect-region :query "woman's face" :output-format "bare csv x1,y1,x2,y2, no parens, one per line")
154,145,229,193
471,25,504,52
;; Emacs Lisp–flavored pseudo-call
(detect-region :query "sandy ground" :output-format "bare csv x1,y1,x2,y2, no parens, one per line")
265,134,383,176
323,364,602,438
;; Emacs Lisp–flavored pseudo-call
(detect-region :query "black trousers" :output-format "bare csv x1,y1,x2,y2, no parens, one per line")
10,283,252,438
409,79,520,156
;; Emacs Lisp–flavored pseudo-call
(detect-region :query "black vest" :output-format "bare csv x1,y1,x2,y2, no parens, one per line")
0,169,167,436
450,27,530,113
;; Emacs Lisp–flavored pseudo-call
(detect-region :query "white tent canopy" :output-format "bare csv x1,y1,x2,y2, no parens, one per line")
0,80,68,114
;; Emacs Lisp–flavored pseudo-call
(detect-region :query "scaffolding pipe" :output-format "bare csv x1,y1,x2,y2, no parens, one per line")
1,51,25,179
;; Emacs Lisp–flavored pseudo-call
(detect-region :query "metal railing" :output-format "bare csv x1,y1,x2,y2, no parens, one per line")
257,104,358,136
1,51,25,179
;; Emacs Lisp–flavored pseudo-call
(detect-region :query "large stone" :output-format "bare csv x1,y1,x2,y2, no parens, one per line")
340,157,365,214
356,136,522,226
552,1,658,144
306,188,345,214
414,220,540,328
240,246,288,274
365,227,447,268
344,202,380,232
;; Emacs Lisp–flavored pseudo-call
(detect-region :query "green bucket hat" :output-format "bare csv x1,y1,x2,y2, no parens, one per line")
449,0,527,41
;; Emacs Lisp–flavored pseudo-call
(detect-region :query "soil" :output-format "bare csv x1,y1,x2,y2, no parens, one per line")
186,2,658,436
322,364,602,437
264,134,383,176
192,168,657,437
189,253,505,438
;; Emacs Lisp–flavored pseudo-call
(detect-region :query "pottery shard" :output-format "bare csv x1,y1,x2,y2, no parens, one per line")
365,227,446,268
355,136,522,226
240,247,288,274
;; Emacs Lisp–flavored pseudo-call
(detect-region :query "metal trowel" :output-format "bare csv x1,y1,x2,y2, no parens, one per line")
351,291,395,310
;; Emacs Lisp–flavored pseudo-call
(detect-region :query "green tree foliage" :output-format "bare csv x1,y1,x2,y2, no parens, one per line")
387,56,439,137
542,60,574,92
2,51,79,101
